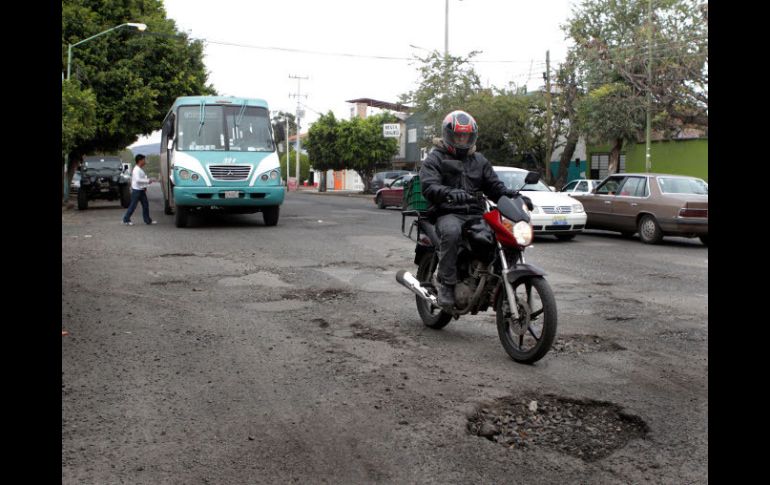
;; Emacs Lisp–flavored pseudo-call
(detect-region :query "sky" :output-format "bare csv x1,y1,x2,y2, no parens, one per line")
131,0,578,147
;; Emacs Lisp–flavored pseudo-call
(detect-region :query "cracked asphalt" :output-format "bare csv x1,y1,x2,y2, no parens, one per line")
62,185,707,484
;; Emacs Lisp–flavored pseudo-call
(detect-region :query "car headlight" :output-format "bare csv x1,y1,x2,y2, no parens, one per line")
512,221,534,246
572,203,584,213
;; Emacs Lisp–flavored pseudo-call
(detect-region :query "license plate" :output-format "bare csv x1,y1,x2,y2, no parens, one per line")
224,191,240,199
553,216,568,225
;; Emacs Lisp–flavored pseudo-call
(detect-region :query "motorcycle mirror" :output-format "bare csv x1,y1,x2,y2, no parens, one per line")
525,171,540,185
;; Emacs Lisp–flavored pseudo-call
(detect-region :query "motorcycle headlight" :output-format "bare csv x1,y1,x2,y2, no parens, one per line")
572,203,584,213
512,221,534,246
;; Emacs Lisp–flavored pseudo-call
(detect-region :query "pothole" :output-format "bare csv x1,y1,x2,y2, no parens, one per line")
348,322,402,345
467,394,648,462
149,279,187,286
158,252,197,258
605,315,636,322
242,300,312,312
282,288,355,302
551,334,626,355
219,271,293,288
658,329,706,342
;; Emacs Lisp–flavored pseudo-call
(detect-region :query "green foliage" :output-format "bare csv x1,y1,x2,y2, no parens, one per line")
400,50,483,139
306,112,343,172
62,81,97,157
305,112,398,191
578,82,646,145
62,0,215,162
565,0,708,139
271,111,297,150
285,150,311,183
336,114,399,190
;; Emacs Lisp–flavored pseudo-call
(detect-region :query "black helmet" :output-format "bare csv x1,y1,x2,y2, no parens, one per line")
442,110,478,158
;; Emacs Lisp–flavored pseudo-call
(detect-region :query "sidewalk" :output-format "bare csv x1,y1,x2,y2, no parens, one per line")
295,186,372,199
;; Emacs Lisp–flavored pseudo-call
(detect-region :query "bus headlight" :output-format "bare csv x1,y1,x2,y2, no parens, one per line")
179,169,191,180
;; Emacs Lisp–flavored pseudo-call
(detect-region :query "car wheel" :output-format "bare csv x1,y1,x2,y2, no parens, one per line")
555,234,576,241
376,195,385,209
638,215,663,244
77,189,88,210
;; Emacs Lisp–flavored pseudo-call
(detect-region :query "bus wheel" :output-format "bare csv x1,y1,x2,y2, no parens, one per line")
175,207,189,228
263,206,279,226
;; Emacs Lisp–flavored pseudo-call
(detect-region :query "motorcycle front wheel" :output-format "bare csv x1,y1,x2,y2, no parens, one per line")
415,251,453,329
496,276,557,364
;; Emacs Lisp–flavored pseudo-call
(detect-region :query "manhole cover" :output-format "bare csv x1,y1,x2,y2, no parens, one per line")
467,394,648,461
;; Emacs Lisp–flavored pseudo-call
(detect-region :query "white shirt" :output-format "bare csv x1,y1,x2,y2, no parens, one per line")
131,165,150,191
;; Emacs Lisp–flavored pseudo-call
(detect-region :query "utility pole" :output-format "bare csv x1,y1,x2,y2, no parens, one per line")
544,50,552,184
645,0,653,172
285,117,290,186
444,0,449,58
289,74,308,190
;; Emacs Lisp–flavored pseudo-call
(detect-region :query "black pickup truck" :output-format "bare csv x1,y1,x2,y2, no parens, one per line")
77,156,131,210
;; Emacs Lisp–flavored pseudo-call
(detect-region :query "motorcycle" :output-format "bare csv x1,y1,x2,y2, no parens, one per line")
396,171,557,364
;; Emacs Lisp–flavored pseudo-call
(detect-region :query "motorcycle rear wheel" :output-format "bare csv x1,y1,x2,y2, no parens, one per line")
496,276,557,364
415,252,452,329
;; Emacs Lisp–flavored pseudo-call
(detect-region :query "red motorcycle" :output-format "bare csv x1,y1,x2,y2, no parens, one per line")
396,172,557,364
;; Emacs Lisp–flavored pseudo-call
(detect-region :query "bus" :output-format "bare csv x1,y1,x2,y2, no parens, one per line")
159,96,285,228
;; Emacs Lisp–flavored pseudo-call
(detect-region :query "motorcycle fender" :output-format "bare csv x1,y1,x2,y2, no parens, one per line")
505,263,547,284
414,244,434,265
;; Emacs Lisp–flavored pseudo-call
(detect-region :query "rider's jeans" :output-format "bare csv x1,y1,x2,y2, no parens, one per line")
435,213,478,285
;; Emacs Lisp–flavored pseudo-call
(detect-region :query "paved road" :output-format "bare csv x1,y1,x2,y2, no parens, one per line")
62,186,707,484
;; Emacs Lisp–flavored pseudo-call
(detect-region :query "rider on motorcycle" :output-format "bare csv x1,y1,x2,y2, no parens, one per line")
419,110,519,311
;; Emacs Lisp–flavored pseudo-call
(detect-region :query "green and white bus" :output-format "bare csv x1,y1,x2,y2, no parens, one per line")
159,96,285,228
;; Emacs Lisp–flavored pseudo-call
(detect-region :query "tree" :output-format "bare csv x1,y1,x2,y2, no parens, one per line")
552,55,585,188
305,112,343,192
335,114,399,193
565,0,708,174
62,81,97,199
399,50,483,147
62,0,215,198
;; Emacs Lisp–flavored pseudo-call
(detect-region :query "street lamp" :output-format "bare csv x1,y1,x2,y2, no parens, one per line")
63,22,147,202
66,22,147,80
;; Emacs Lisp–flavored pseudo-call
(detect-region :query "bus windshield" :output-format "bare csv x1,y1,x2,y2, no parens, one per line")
177,104,274,152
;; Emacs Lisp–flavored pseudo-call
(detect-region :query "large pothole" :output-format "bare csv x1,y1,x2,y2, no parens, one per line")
551,334,626,355
467,394,648,461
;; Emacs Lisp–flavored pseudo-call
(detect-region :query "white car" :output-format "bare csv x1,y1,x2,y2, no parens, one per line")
560,178,603,195
493,166,587,241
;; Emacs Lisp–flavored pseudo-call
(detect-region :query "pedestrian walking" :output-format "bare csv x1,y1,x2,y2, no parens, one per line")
122,154,157,225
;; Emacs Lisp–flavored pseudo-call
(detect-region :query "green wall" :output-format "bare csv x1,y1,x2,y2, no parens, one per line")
587,138,708,181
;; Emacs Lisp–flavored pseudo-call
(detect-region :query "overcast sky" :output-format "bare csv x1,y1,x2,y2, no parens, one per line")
131,0,577,147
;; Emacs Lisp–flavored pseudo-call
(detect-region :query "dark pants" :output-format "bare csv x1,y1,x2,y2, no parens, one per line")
435,213,477,285
123,188,152,224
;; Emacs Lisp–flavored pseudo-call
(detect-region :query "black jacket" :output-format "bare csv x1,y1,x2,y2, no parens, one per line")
419,141,511,218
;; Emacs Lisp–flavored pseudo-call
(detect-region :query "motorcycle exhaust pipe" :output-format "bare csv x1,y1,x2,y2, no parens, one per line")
396,270,438,306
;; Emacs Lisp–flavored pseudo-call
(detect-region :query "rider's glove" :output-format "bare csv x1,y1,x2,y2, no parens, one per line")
448,188,473,204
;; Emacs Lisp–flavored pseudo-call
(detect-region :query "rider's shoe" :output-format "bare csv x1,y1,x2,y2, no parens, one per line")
436,282,456,312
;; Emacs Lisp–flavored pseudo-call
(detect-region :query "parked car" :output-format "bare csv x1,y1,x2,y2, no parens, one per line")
560,178,603,195
493,166,587,241
373,173,417,209
70,171,81,194
77,155,132,210
570,173,708,245
369,170,411,194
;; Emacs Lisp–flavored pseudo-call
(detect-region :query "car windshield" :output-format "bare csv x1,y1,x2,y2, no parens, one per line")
657,177,708,195
83,159,122,170
495,171,551,192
